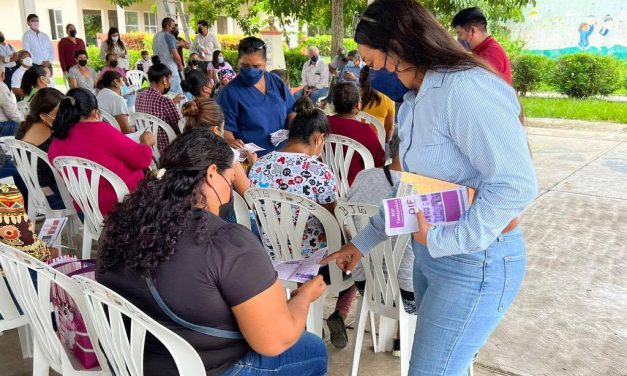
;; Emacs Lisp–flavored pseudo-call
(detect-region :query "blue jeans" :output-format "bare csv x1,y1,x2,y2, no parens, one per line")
409,227,526,376
293,87,329,103
222,332,327,376
0,121,18,136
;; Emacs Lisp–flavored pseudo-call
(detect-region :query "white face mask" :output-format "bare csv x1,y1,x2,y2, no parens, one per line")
30,22,39,31
22,57,32,67
312,137,324,159
112,36,119,42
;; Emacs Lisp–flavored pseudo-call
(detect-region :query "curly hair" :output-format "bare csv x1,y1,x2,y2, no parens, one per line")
97,127,234,277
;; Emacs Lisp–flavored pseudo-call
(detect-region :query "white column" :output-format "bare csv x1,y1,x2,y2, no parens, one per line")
18,0,37,34
116,5,127,34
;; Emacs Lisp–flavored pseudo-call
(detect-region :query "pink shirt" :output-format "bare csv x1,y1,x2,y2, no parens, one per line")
48,121,152,216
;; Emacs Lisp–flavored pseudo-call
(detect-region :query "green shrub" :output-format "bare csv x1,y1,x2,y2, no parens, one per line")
222,50,239,72
511,54,555,96
284,49,309,87
87,46,105,71
553,53,623,98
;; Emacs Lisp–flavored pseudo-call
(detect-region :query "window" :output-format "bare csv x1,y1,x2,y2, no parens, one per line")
125,11,139,32
108,10,118,29
47,9,64,40
144,12,157,33
217,16,228,35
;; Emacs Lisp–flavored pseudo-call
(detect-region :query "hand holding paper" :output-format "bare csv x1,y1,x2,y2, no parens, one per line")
413,210,431,246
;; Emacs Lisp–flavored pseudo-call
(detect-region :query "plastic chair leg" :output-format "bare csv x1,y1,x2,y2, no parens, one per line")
349,296,368,376
17,324,33,358
32,340,50,376
306,290,326,337
369,311,378,353
81,230,93,260
377,316,396,352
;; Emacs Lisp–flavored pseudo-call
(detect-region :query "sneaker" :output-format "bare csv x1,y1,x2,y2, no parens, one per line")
327,310,348,349
392,339,401,357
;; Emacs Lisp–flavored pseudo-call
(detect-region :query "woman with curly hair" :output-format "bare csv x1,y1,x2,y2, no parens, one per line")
96,127,328,376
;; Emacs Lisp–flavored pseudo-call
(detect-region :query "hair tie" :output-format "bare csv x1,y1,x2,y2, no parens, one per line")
154,168,166,180
65,96,76,106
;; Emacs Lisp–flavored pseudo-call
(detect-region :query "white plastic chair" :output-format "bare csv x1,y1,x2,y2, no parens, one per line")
321,134,375,199
356,111,386,148
100,110,121,131
74,276,206,376
244,188,352,337
0,243,109,375
335,202,416,376
233,191,251,230
125,70,148,95
53,157,129,260
1,137,81,248
0,273,33,359
129,112,177,162
17,101,30,118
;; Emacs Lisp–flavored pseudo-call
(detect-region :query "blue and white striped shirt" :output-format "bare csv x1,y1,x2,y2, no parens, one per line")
352,67,538,258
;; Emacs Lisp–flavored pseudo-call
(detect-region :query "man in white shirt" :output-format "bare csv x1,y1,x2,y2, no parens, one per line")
11,50,32,98
294,46,329,103
191,20,222,61
0,62,24,135
0,32,17,70
21,14,55,73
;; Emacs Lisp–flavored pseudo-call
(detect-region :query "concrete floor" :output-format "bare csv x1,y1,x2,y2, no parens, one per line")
1,118,626,375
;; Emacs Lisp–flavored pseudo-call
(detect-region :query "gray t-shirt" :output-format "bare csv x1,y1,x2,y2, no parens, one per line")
153,31,177,69
347,167,415,292
96,88,128,117
68,65,97,92
97,209,277,375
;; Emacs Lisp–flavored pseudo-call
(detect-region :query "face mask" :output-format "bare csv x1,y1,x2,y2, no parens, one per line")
197,26,203,34
121,83,128,96
0,37,5,44
78,59,88,67
311,55,319,63
172,28,179,36
45,77,54,88
312,137,324,159
110,60,118,68
209,174,234,220
112,36,119,42
369,55,411,102
69,30,77,38
458,37,471,51
22,57,32,67
30,22,39,31
191,59,199,66
347,61,355,69
239,67,264,86
217,56,224,64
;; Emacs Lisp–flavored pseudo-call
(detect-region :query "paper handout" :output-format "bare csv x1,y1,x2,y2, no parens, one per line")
271,248,326,283
237,143,265,162
38,217,68,247
270,129,289,146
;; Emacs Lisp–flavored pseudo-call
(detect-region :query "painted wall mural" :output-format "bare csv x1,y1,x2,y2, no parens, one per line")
507,0,626,58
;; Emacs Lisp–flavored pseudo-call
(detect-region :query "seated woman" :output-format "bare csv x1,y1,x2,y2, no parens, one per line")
182,98,255,199
181,70,214,99
249,97,356,349
359,66,395,141
0,61,24,136
15,88,66,209
327,82,385,186
20,65,51,103
208,50,234,92
217,37,295,155
96,71,134,134
97,128,328,376
67,49,97,93
184,52,203,77
48,88,155,217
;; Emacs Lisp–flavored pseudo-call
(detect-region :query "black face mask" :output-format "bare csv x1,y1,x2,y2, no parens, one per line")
0,37,5,44
110,60,118,68
210,174,234,221
190,59,199,66
171,28,179,36
69,30,77,37
197,26,203,34
78,60,87,67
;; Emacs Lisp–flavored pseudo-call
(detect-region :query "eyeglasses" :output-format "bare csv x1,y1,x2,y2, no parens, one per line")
353,12,377,31
240,39,266,50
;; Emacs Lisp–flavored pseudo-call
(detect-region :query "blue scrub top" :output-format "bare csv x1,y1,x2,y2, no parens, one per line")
217,71,295,156
338,65,362,87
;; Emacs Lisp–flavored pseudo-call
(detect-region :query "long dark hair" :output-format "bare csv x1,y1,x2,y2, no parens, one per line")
359,66,382,109
96,70,122,91
52,88,99,140
106,27,125,52
181,69,211,97
20,65,47,98
98,127,234,277
289,97,330,145
15,88,64,140
212,50,223,69
354,0,494,74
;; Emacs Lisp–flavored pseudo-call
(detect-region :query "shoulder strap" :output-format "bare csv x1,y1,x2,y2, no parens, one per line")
145,278,243,339
383,165,394,187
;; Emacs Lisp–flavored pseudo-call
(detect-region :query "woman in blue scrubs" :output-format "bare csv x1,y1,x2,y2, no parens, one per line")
217,37,295,156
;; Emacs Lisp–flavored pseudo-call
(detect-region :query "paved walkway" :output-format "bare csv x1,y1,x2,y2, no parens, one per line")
1,119,626,376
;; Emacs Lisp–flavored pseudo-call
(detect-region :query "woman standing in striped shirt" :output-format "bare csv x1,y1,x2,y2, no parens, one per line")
323,0,538,374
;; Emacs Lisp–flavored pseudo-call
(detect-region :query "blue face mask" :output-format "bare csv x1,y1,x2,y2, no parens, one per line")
311,55,319,63
239,67,264,86
121,83,128,96
458,37,471,51
369,55,411,102
347,61,355,69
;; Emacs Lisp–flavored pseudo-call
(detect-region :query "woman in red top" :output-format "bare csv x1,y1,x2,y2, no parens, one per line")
48,88,155,216
327,82,385,185
57,24,86,78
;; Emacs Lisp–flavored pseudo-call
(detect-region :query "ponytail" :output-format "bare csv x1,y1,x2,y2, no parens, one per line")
52,88,99,140
15,115,38,140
